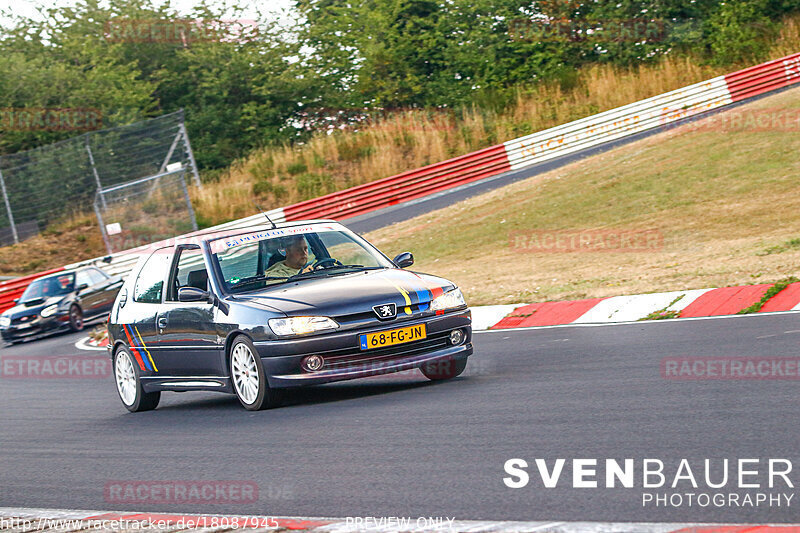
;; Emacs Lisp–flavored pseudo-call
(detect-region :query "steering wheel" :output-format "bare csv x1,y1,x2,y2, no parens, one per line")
309,257,342,271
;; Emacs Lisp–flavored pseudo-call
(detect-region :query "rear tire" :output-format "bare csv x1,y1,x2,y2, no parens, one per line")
420,357,467,381
113,346,160,412
68,305,84,332
229,335,278,411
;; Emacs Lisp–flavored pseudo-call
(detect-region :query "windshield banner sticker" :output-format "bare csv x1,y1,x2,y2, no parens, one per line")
209,223,339,254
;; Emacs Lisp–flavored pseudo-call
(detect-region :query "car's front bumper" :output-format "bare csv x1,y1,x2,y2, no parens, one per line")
254,309,472,388
0,315,68,343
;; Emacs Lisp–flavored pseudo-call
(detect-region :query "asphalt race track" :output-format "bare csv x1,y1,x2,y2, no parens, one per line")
1,313,798,523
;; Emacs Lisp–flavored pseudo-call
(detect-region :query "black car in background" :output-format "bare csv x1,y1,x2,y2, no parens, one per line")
0,267,123,345
108,220,472,412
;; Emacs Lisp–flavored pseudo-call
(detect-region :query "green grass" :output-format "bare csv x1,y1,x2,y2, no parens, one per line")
366,87,800,305
759,237,800,255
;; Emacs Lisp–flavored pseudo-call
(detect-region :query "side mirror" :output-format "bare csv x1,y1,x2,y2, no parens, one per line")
12,298,19,304
76,283,89,291
178,287,231,315
178,287,210,303
393,252,414,269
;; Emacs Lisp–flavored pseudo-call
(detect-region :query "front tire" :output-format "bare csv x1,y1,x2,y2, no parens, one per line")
114,346,160,412
420,357,467,381
68,305,84,332
230,335,278,411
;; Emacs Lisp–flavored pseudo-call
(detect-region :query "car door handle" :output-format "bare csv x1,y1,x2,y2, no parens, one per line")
157,317,168,329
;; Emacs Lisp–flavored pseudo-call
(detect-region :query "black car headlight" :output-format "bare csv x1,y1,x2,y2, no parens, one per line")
430,288,467,312
268,316,339,337
40,304,60,318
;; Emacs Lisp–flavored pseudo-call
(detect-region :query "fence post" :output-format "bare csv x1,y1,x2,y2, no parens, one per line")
85,133,106,209
179,171,199,232
0,165,18,244
179,120,202,188
93,196,113,255
159,130,183,173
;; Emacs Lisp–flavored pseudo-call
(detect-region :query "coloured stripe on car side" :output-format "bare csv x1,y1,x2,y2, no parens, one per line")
121,325,147,372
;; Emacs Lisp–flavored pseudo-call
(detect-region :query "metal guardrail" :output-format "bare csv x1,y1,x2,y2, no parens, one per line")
1,52,799,313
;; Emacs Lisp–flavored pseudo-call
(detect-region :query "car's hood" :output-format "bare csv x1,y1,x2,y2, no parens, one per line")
3,296,64,318
232,268,456,317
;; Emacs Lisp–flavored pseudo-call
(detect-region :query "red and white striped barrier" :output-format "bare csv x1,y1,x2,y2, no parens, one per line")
487,282,800,330
2,52,800,310
2,507,798,533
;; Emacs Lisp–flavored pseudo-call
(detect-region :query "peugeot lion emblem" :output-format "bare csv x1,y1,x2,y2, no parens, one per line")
373,303,397,320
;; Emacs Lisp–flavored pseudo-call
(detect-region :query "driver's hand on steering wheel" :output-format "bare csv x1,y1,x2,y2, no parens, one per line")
300,264,314,273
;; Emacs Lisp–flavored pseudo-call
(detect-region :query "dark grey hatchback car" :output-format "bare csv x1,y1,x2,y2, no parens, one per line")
108,220,472,411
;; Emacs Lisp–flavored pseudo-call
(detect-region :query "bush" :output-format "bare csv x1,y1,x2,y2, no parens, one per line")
295,173,335,199
706,0,778,65
253,180,288,201
286,161,308,175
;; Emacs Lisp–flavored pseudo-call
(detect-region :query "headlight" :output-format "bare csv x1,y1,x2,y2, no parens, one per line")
269,316,339,337
430,288,466,311
0,316,10,327
40,304,59,318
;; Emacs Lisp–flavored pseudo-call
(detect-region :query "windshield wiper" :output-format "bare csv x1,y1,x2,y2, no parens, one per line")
288,265,383,281
230,274,291,290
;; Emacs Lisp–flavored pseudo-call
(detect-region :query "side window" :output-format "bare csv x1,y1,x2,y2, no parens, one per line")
134,250,172,304
75,270,93,289
88,269,107,284
168,248,209,301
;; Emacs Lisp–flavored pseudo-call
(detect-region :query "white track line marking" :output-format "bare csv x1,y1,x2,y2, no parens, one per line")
473,309,800,334
74,337,106,351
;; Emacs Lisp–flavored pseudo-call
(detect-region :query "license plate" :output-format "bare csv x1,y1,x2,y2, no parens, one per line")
360,324,426,350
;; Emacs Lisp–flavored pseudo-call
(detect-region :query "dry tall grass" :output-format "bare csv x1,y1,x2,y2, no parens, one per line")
189,15,800,226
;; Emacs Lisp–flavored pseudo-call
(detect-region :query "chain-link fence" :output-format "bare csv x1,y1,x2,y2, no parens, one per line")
94,168,198,254
0,110,200,246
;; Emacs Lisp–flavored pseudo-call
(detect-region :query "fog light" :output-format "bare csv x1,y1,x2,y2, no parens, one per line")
302,354,325,371
449,329,465,346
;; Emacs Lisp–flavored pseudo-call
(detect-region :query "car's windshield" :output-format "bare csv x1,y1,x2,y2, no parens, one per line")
19,273,75,302
209,224,393,294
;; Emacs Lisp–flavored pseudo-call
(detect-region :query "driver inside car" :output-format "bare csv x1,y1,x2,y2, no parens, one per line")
264,235,314,277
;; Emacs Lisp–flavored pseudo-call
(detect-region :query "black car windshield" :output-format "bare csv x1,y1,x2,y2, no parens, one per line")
209,224,394,294
19,273,75,302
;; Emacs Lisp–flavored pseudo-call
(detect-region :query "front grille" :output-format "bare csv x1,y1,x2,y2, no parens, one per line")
11,315,37,325
318,331,451,371
333,304,430,327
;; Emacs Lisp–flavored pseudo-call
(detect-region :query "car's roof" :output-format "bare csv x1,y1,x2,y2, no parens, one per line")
35,264,105,280
176,219,343,246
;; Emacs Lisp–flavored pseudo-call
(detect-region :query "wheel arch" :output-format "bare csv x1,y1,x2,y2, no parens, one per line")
222,330,255,377
111,339,128,357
